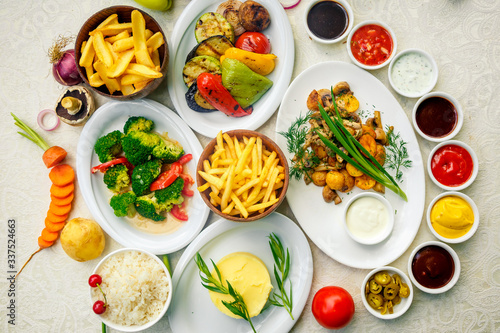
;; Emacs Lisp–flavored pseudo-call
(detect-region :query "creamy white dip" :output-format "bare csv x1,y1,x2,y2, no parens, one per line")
391,52,434,95
346,196,388,240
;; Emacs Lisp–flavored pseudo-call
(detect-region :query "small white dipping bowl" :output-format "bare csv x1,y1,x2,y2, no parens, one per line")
304,0,354,44
412,91,463,142
407,241,460,294
361,266,413,319
427,140,478,191
427,191,480,243
89,248,172,332
343,192,394,245
346,20,397,70
388,49,438,98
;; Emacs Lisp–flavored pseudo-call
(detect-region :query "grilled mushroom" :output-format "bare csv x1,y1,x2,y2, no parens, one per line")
55,86,95,126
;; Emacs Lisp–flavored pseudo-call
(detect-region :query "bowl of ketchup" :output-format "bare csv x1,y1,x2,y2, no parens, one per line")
427,140,478,191
412,92,463,142
408,241,460,294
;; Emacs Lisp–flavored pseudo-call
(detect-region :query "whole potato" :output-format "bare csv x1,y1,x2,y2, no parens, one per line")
60,218,105,262
326,170,345,191
239,0,270,32
311,171,327,187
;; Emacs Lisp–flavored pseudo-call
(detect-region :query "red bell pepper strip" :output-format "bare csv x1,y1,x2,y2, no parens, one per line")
150,162,182,191
178,153,193,165
179,173,194,197
197,73,252,117
91,157,133,174
171,202,188,221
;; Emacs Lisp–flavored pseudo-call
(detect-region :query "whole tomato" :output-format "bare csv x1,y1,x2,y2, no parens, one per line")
235,32,271,54
312,286,355,329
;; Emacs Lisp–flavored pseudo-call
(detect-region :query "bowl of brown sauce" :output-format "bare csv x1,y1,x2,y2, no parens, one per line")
304,0,353,44
407,241,460,294
412,92,463,142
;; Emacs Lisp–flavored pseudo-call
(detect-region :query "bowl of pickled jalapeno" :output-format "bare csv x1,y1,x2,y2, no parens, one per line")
361,266,413,319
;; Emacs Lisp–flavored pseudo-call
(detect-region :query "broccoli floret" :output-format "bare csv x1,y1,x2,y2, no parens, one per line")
94,130,124,163
123,116,154,135
131,159,162,196
109,191,136,217
121,131,161,166
103,164,130,193
155,177,185,212
152,135,184,163
135,195,165,221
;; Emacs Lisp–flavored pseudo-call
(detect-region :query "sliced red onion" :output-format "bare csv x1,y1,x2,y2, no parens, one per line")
38,109,60,131
280,0,301,9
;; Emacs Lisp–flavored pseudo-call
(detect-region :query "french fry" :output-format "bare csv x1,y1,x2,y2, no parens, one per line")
220,164,236,210
198,171,224,190
230,192,248,218
107,49,135,78
151,49,161,67
93,31,114,67
94,61,120,94
89,72,105,87
105,30,130,44
247,198,279,213
223,133,236,159
121,84,135,96
146,32,165,52
197,182,210,192
133,79,153,91
123,63,162,78
95,14,118,30
235,137,255,174
90,23,133,36
79,36,95,67
131,10,155,67
113,36,134,52
121,74,151,86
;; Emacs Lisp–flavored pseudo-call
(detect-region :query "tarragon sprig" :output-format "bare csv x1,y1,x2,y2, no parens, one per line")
268,233,294,320
194,253,257,333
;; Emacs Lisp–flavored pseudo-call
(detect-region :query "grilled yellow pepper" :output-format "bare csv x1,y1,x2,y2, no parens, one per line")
220,48,277,76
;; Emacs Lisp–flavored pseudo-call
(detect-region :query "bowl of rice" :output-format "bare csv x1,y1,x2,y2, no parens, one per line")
89,248,172,332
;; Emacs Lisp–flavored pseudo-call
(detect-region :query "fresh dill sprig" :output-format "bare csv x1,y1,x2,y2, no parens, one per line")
268,233,294,320
384,125,412,182
278,112,316,180
194,253,256,333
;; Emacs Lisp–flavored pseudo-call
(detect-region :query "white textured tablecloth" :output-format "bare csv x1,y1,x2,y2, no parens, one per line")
1,0,499,332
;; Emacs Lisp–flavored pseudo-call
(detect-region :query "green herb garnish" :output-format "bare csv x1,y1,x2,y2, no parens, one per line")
385,126,412,182
268,233,294,320
194,253,257,333
315,87,407,201
278,112,319,180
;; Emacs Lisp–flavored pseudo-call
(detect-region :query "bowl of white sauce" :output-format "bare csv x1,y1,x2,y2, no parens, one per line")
388,49,438,98
343,192,394,245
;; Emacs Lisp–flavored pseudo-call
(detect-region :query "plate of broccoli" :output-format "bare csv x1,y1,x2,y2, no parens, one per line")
76,99,210,254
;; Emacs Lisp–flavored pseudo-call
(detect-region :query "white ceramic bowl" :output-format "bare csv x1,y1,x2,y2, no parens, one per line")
426,191,480,243
343,192,394,245
361,266,413,319
427,140,478,191
304,0,354,44
388,48,438,98
407,241,460,294
412,91,463,142
89,248,172,332
346,20,397,70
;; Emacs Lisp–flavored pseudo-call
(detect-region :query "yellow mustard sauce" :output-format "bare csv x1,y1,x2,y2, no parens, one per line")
430,196,474,238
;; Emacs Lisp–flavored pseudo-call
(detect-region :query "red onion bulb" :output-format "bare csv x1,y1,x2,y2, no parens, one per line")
48,36,82,86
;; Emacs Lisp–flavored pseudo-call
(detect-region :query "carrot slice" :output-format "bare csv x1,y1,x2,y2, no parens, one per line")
38,236,54,248
42,146,67,168
48,202,72,216
50,192,74,206
45,218,65,232
49,164,75,186
50,183,75,198
41,228,59,242
46,211,68,223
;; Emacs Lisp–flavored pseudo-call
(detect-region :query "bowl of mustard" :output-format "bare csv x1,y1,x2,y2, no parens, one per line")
426,191,479,243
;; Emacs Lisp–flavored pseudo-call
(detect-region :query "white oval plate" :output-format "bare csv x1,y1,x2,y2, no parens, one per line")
168,213,313,333
275,61,426,269
76,99,210,254
167,0,294,138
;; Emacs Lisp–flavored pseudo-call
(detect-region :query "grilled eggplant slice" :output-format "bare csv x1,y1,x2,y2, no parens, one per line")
182,55,221,87
185,81,217,112
185,35,234,63
195,12,235,43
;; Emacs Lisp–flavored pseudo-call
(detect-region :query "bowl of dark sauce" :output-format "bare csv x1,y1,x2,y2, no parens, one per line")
412,92,463,142
304,0,353,44
408,241,460,294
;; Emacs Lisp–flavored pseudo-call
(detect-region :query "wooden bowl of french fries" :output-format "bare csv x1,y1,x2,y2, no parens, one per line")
75,6,168,100
196,130,289,222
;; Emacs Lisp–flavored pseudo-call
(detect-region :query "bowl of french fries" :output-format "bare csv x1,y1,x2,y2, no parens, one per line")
75,6,168,100
196,130,289,222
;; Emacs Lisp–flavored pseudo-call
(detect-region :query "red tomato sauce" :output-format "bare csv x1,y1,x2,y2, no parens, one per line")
350,24,393,66
431,144,473,187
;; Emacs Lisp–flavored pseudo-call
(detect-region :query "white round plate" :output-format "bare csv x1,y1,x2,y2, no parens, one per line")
168,212,313,333
275,61,425,269
167,0,294,138
76,99,210,254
